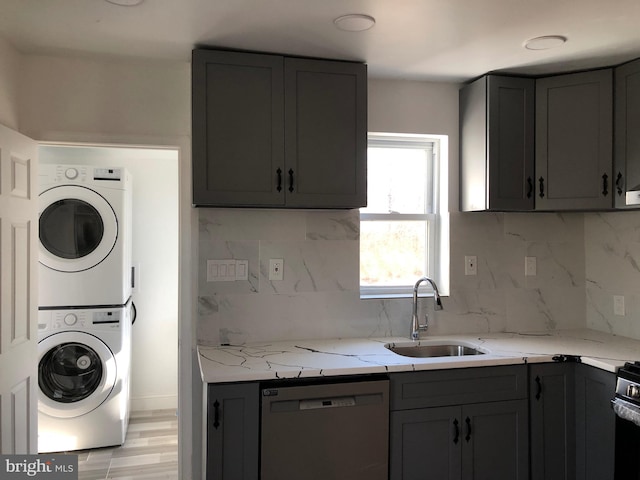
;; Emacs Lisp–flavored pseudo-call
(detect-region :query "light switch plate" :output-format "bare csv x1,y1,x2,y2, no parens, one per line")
207,259,248,282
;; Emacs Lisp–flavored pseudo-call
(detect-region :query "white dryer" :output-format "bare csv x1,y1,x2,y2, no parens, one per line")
39,164,132,308
37,303,132,453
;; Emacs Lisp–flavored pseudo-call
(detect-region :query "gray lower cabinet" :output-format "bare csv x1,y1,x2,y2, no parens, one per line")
192,48,367,208
529,363,576,480
391,406,461,480
204,382,259,480
614,58,640,208
574,364,616,480
529,363,616,480
390,365,529,480
460,74,535,211
535,68,613,210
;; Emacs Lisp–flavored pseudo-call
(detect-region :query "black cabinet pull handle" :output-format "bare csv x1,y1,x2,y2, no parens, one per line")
465,417,472,442
288,168,294,193
276,168,283,192
616,172,624,196
602,173,609,196
538,177,545,198
453,418,460,445
535,376,542,401
213,400,220,429
526,177,533,199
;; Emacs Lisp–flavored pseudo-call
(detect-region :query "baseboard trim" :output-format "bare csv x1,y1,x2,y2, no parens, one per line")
130,394,178,412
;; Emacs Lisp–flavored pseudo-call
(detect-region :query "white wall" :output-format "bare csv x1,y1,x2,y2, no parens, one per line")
368,79,460,211
39,145,179,410
0,37,22,131
19,54,190,142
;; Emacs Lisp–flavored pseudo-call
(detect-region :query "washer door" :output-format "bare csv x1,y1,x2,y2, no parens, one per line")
39,185,118,272
38,332,117,418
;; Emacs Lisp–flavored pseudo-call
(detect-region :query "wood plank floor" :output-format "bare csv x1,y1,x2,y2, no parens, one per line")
74,409,178,480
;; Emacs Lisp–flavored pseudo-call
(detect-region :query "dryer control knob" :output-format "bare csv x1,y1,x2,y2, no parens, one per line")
65,168,79,180
63,313,77,326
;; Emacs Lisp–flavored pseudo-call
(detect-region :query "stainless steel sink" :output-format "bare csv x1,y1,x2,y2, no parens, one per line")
386,343,485,358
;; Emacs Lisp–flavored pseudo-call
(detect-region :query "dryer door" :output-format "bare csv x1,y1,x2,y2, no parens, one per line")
38,332,117,418
39,185,118,272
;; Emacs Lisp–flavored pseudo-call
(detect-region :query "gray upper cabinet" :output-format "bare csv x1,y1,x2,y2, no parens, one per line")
192,49,367,208
614,58,640,208
460,75,535,211
284,58,367,208
192,50,285,207
535,69,613,210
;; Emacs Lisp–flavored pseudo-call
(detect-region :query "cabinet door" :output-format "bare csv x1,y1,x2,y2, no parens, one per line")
529,363,576,480
206,383,259,480
390,407,462,480
460,75,534,211
284,58,367,208
487,76,535,210
536,69,613,210
574,365,615,480
461,400,529,480
192,50,285,206
614,58,640,208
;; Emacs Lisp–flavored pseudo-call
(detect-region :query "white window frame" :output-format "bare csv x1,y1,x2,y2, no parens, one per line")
360,132,449,299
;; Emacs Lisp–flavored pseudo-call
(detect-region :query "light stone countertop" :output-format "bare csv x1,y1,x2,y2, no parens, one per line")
197,329,640,384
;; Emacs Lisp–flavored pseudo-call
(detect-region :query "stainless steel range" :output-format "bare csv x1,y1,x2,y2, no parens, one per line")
612,361,640,479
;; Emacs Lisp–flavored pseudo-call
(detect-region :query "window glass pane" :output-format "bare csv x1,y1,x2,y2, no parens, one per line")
360,220,428,286
361,147,430,214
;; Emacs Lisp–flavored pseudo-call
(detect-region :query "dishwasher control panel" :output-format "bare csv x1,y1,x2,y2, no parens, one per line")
300,396,356,410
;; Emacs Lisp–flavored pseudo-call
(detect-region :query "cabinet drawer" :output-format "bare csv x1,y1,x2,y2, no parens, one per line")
390,365,527,410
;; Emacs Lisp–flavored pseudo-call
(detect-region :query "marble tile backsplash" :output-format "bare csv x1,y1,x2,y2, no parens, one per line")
586,211,640,340
197,209,591,345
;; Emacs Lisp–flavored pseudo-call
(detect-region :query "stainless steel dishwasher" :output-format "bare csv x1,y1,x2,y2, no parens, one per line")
261,378,389,480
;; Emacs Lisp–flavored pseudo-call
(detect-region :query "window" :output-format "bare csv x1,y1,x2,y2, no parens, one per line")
360,133,449,298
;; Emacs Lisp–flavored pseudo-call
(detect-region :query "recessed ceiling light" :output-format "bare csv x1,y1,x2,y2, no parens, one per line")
524,35,567,50
105,0,144,6
334,14,376,32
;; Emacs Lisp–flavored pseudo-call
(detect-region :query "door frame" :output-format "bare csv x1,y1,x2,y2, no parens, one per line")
36,133,196,480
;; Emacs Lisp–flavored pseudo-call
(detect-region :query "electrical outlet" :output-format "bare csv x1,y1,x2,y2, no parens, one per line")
465,256,477,276
614,295,625,316
525,256,537,276
269,258,284,281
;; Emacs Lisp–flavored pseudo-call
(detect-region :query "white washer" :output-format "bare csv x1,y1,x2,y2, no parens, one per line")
37,304,132,453
39,164,133,308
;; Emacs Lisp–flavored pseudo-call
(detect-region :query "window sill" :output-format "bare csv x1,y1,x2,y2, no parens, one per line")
360,292,446,300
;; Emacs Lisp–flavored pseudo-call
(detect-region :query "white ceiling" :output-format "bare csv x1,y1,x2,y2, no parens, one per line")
2,0,640,82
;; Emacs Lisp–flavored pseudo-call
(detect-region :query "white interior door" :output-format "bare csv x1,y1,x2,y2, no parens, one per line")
0,124,38,454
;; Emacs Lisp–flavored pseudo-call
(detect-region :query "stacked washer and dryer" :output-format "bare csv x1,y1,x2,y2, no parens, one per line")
37,164,134,453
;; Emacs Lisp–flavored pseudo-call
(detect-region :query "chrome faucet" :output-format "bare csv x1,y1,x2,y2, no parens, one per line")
411,276,443,340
